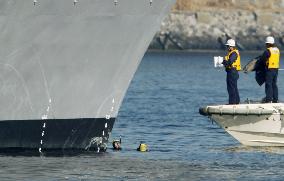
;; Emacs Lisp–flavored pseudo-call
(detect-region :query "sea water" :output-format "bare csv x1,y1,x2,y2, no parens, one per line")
1,51,284,180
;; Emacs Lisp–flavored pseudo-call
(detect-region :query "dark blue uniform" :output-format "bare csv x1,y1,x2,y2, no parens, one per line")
223,52,240,104
260,49,278,103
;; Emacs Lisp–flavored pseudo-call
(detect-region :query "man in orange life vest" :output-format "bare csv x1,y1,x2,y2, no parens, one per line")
259,36,280,103
222,39,241,104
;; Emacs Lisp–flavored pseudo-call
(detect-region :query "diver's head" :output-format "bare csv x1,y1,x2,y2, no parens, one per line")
112,140,121,150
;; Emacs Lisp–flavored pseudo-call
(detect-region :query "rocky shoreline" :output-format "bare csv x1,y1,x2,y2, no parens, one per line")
149,1,284,51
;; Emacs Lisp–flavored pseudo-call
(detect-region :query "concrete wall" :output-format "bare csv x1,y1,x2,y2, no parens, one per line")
150,0,284,50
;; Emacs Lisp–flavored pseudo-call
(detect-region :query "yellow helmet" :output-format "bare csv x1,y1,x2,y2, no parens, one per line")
137,143,148,152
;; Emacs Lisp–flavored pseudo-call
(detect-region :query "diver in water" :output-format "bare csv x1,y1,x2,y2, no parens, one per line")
112,136,122,150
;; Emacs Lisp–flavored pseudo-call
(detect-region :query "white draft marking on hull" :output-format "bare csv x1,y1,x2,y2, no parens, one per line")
37,53,53,119
41,115,47,120
39,121,47,153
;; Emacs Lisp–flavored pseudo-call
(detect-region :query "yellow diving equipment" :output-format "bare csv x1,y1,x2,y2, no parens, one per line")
267,47,280,69
137,143,148,152
225,49,241,71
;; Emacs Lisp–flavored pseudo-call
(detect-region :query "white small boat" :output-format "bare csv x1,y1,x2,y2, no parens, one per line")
199,103,284,146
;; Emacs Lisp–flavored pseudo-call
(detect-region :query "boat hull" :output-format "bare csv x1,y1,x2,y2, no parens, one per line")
200,103,284,146
0,118,115,152
0,0,175,152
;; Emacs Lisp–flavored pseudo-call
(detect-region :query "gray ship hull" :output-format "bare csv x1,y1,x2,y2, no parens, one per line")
0,0,175,152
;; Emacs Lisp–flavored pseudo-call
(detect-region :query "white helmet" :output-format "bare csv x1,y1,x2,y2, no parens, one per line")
225,39,236,47
265,36,275,44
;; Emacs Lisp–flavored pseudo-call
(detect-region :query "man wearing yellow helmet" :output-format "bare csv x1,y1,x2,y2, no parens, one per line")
222,39,241,104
